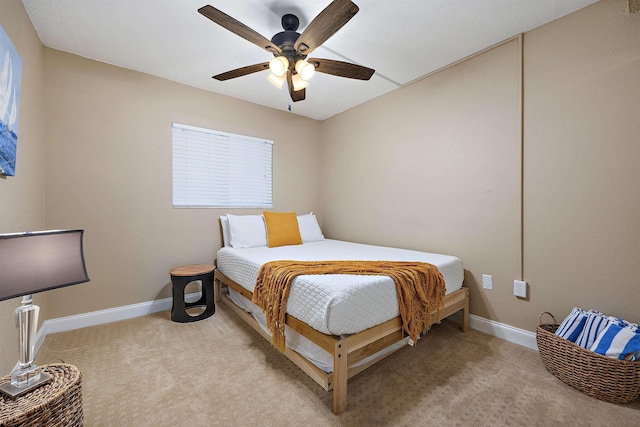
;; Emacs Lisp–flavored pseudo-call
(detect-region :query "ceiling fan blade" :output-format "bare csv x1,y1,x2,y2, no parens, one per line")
213,62,270,81
287,71,306,102
294,0,359,56
308,58,374,80
198,5,282,55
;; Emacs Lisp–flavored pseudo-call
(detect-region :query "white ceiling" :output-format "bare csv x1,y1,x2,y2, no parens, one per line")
22,0,597,121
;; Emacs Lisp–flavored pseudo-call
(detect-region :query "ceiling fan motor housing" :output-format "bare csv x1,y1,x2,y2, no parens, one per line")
271,14,306,68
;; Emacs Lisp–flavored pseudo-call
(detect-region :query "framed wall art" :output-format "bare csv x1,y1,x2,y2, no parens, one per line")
0,23,22,177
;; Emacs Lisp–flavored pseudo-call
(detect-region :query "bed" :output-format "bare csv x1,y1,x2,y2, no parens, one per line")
214,213,469,414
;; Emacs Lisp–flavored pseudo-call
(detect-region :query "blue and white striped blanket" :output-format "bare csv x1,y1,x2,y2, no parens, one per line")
555,308,640,361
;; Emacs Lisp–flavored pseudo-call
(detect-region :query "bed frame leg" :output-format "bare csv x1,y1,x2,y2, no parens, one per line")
214,272,222,303
332,339,348,414
461,288,470,333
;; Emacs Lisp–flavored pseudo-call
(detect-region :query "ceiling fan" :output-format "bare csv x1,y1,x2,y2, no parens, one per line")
198,0,375,102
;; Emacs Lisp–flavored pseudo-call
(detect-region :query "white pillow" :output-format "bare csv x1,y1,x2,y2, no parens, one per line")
297,213,324,243
219,215,231,247
227,214,267,248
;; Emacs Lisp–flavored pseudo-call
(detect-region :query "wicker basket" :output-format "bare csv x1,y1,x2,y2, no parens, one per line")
536,312,640,404
0,363,83,426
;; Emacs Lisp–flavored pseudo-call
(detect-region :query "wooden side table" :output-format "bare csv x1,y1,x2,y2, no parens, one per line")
170,263,216,322
0,363,83,426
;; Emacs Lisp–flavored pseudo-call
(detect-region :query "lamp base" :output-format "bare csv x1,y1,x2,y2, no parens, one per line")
0,365,52,398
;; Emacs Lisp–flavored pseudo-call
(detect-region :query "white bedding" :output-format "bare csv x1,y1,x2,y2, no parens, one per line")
216,239,464,336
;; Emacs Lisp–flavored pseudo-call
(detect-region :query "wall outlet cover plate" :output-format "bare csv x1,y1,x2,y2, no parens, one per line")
514,280,527,298
482,274,493,290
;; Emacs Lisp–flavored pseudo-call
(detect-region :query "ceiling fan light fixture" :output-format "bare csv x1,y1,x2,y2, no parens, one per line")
295,60,315,81
267,73,285,89
269,56,289,77
291,74,309,91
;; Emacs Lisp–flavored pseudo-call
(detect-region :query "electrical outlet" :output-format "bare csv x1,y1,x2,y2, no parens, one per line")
482,274,493,290
514,280,527,298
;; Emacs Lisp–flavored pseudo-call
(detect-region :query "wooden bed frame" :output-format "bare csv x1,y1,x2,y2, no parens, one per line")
213,267,469,414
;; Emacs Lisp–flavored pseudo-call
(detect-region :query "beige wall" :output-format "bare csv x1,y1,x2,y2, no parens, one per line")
42,50,323,318
0,0,46,373
523,0,640,326
321,0,640,331
321,38,522,325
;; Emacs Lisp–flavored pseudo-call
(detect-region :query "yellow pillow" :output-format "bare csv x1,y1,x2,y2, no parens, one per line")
263,211,303,248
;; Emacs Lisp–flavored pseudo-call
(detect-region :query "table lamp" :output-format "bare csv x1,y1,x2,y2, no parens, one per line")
0,229,89,397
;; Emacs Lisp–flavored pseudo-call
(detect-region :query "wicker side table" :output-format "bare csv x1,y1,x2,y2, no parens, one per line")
0,363,83,427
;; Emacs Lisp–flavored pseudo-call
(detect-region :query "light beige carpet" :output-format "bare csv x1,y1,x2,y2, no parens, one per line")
36,303,639,426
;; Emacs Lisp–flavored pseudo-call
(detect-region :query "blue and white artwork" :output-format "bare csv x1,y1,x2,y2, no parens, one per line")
0,24,22,177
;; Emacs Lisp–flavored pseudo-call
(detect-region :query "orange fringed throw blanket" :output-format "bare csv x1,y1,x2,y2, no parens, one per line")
252,260,446,352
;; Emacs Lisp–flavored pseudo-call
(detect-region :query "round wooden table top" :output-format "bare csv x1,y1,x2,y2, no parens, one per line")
170,264,215,277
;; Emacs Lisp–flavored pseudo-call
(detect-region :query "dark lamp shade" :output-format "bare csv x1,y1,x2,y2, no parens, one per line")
0,230,90,302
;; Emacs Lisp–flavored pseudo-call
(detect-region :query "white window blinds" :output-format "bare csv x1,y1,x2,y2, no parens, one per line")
172,123,273,208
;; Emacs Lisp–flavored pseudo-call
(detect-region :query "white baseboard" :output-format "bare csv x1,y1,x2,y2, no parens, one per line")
35,292,201,356
449,312,537,350
35,294,537,357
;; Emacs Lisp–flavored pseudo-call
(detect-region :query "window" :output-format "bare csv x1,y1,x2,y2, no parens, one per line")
172,123,273,208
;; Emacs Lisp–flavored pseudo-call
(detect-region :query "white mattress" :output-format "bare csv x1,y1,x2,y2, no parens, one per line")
216,239,464,336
